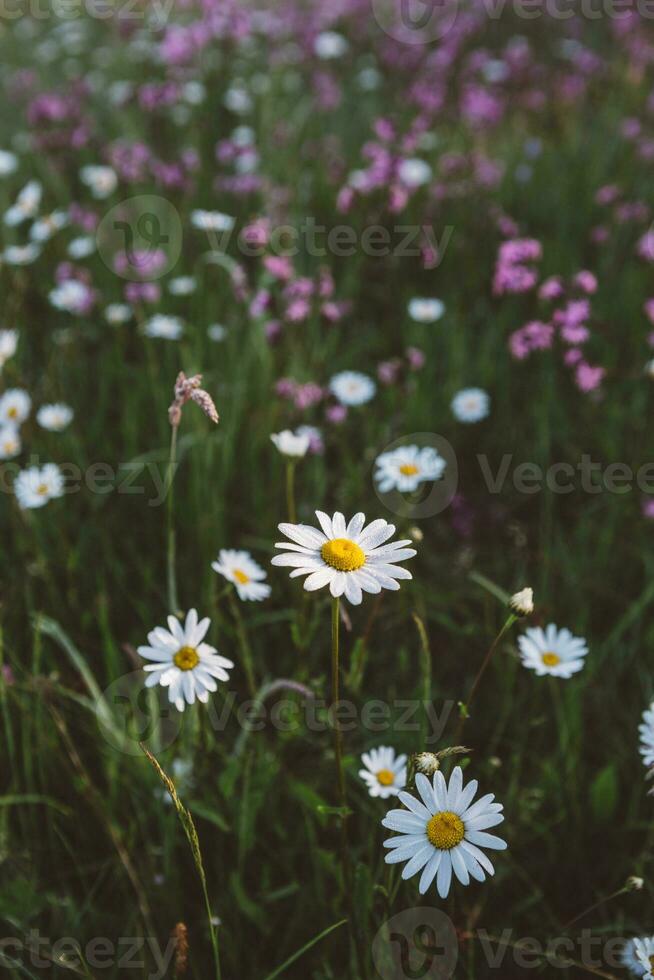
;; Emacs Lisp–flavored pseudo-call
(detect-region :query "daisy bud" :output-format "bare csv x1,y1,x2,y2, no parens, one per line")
414,752,440,775
625,876,644,891
409,526,424,542
509,587,534,616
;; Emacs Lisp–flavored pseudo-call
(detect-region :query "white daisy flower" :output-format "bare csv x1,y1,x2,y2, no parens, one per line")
0,388,31,426
3,243,40,266
138,608,234,712
408,298,445,323
397,158,432,188
168,275,196,296
142,314,184,341
621,938,648,977
105,303,132,325
37,403,74,432
374,445,446,494
191,210,236,233
207,323,227,342
272,510,416,606
14,463,65,510
79,165,117,199
30,210,69,243
329,370,376,406
518,624,589,678
270,429,310,458
359,747,407,799
314,31,349,59
0,425,21,459
4,180,42,226
49,279,89,314
451,387,490,423
232,125,255,147
639,701,654,767
633,937,654,979
0,329,18,369
0,149,18,177
211,549,272,602
382,767,507,899
68,236,96,259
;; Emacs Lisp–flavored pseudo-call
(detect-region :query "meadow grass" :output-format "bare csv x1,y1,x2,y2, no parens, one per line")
1,6,653,979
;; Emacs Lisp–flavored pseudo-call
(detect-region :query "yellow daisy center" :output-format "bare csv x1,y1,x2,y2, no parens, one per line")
399,464,419,476
377,769,395,786
542,652,561,667
174,646,199,671
7,407,17,419
426,811,465,850
233,569,250,585
37,483,49,496
321,538,365,572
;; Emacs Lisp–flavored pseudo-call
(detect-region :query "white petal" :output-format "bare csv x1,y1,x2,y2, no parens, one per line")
436,852,452,899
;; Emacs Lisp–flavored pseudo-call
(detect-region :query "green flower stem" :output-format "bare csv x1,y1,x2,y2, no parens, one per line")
330,597,352,891
285,460,297,523
455,613,517,743
228,588,257,699
166,425,179,615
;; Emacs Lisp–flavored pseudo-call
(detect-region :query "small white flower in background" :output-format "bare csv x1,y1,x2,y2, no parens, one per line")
645,359,654,380
183,81,206,105
105,303,132,325
270,429,310,458
4,180,42,226
79,165,117,199
49,279,90,314
357,66,382,91
138,608,234,712
0,329,18,369
68,236,96,259
359,747,407,799
168,276,196,296
191,210,236,233
397,158,432,188
451,387,490,423
518,625,589,678
142,314,184,341
272,510,416,606
211,549,272,602
622,937,654,979
314,31,349,59
0,426,20,460
639,702,654,767
509,587,534,617
382,767,507,899
0,149,18,177
0,388,31,425
375,445,446,494
224,84,252,115
15,463,65,510
30,210,69,243
37,403,74,432
232,125,255,147
625,876,644,892
3,243,40,266
408,298,445,324
207,323,227,342
296,424,324,455
329,370,376,406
